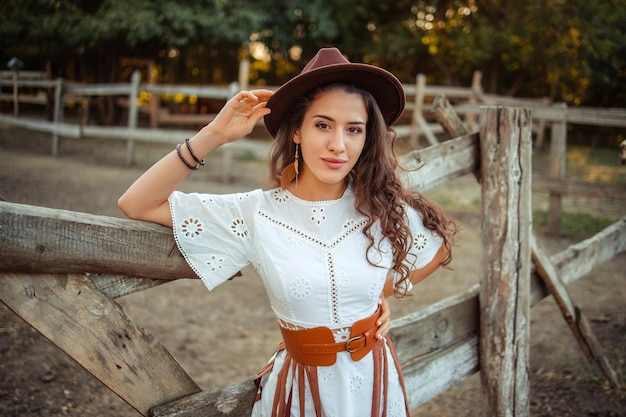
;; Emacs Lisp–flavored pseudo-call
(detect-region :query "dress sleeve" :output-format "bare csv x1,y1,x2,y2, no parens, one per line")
390,206,445,294
168,190,259,291
404,205,445,271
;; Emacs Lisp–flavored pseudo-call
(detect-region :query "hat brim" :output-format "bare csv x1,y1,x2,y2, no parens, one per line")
264,63,405,138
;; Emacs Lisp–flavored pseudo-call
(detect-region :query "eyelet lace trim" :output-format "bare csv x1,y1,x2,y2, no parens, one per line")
412,232,428,250
169,200,210,287
259,209,367,326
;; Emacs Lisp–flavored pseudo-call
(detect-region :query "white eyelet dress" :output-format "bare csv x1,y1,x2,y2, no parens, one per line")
168,186,443,417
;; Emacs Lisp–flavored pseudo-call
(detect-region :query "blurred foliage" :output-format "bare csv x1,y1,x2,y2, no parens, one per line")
0,0,625,108
564,146,626,186
533,209,619,238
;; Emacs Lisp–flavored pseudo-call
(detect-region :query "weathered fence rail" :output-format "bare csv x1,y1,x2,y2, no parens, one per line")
2,71,623,234
4,70,625,134
399,76,626,235
1,104,624,416
400,72,626,141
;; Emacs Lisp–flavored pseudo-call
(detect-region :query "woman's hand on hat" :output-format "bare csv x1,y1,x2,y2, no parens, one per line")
204,89,273,145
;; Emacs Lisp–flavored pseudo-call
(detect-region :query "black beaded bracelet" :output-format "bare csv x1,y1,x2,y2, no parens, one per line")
185,138,205,166
176,143,200,170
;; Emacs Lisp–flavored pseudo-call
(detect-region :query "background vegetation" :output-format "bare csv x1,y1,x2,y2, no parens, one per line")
1,1,625,147
2,0,625,107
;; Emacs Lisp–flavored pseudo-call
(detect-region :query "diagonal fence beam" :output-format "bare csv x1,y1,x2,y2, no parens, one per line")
0,272,200,416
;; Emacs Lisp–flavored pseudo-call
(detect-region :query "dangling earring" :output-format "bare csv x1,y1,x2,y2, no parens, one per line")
280,143,299,189
294,143,299,176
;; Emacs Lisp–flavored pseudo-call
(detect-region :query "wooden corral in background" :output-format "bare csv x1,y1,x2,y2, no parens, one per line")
2,69,625,235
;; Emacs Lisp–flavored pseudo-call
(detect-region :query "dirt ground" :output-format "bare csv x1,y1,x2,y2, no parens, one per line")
0,124,624,416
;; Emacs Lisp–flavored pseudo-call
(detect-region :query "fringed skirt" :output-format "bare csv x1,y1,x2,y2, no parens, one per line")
251,337,410,417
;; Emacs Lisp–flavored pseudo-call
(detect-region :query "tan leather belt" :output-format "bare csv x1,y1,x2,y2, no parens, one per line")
279,308,382,366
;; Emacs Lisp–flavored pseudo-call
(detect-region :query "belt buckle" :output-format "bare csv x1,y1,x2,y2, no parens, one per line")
345,335,365,353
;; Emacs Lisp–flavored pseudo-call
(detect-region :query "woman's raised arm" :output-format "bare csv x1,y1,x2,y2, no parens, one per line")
118,89,273,226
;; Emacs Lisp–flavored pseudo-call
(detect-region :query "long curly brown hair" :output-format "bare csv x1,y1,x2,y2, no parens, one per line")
269,83,458,297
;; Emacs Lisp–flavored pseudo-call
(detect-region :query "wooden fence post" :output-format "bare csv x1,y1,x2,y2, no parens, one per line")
12,70,19,116
238,58,250,91
548,102,568,235
145,60,159,129
408,73,439,147
409,73,425,147
126,70,141,166
465,70,482,132
52,78,64,157
479,106,533,417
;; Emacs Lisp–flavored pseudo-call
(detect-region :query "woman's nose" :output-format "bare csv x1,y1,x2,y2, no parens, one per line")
328,131,346,153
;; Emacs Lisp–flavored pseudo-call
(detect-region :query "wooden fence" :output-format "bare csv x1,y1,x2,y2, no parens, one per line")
1,103,624,416
398,71,626,147
2,69,625,235
397,72,626,235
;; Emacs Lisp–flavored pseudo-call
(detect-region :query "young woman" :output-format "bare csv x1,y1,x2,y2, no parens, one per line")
119,48,457,416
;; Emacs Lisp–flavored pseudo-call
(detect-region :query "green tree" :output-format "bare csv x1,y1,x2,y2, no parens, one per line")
407,0,626,106
0,0,265,83
248,0,431,83
1,0,624,108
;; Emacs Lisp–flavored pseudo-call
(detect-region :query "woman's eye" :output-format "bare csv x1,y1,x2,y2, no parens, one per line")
316,122,331,130
348,127,363,134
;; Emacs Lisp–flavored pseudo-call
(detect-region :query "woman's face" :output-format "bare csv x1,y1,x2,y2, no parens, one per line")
293,89,368,199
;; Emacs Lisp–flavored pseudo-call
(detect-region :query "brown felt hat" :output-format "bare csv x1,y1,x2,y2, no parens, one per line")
264,47,406,138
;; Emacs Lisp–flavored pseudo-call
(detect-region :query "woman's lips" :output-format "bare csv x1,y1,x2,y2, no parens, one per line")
322,158,347,169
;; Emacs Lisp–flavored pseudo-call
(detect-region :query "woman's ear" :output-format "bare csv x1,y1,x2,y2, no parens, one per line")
293,130,301,144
